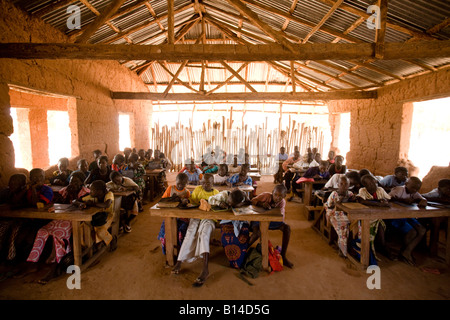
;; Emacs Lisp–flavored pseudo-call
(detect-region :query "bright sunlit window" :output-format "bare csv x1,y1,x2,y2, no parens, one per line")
48,110,71,165
119,113,131,151
409,97,450,179
10,107,32,170
338,112,351,160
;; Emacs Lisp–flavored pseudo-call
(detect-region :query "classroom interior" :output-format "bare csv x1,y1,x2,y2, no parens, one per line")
0,0,450,300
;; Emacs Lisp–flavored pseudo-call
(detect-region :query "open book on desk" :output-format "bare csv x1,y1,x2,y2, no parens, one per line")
232,205,278,216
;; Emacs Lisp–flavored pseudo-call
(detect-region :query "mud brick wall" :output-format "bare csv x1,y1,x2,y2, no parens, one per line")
328,67,450,177
0,0,152,186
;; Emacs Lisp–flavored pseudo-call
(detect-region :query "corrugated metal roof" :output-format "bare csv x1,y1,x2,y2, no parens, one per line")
7,0,450,96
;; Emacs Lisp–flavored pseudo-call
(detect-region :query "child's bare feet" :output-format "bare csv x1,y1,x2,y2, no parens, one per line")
171,261,181,274
193,270,209,287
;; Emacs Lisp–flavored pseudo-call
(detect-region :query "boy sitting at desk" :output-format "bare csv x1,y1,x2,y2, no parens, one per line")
75,180,115,249
107,171,140,233
157,173,190,254
227,163,252,188
208,189,251,269
171,174,219,287
182,161,203,185
388,177,427,266
379,166,408,192
213,164,229,185
50,157,72,187
356,174,392,262
249,184,293,268
422,178,450,257
422,178,450,204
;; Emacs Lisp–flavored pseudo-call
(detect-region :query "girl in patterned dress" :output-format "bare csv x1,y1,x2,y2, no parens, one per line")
324,175,356,256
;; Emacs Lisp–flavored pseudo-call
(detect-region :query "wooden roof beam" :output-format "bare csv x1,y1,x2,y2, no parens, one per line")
75,0,126,44
2,42,449,61
225,0,296,53
111,91,378,101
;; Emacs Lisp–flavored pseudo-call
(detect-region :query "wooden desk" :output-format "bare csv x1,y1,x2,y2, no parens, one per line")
150,205,283,271
111,190,135,237
248,172,261,181
0,204,97,269
302,180,328,206
337,203,450,268
144,169,165,201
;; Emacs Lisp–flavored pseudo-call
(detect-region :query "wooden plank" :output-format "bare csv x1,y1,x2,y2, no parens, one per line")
302,0,344,43
167,0,175,44
220,61,257,93
260,221,270,271
225,0,296,53
374,0,388,59
75,0,127,43
2,42,449,61
111,90,377,101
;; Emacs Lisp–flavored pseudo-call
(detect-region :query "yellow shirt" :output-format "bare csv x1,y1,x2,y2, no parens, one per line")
189,186,219,205
82,191,114,220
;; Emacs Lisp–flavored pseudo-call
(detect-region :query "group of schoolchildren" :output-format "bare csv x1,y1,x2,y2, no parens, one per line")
0,147,167,283
279,146,450,267
157,151,293,287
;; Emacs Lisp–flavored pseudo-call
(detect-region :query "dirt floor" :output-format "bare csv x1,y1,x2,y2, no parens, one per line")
0,172,449,300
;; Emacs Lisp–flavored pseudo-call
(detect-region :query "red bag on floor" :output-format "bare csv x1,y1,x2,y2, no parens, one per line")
268,241,283,272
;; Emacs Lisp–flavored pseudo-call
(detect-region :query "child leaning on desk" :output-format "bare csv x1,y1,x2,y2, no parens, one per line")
356,174,391,262
208,189,251,269
171,173,219,287
107,170,140,233
388,177,427,266
157,173,191,254
249,184,293,268
73,180,115,249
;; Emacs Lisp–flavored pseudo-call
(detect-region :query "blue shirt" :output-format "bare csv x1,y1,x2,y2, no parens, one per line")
379,175,405,188
227,173,252,186
182,168,203,183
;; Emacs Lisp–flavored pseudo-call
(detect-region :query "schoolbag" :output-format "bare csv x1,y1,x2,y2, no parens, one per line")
268,241,283,273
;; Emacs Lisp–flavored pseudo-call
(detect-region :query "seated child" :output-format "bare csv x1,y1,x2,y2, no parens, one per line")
250,184,293,268
228,155,241,174
56,171,91,204
422,179,450,257
275,147,288,161
171,173,219,287
328,155,346,176
106,171,140,233
356,174,391,261
85,155,112,186
88,149,102,172
111,154,127,173
301,161,331,180
324,176,356,257
26,171,90,284
227,163,252,187
208,189,250,269
0,174,28,262
157,173,191,254
68,159,90,183
182,161,203,185
213,164,229,185
388,177,427,266
27,168,54,207
50,157,72,186
379,166,408,192
125,153,146,213
422,178,450,204
75,180,115,248
0,173,28,208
